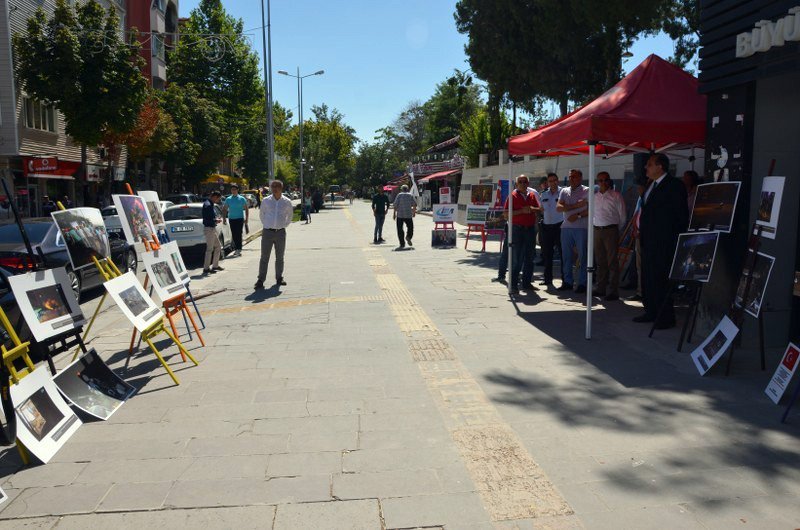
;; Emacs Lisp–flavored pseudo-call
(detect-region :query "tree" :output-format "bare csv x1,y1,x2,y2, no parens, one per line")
13,0,148,192
459,108,513,168
104,93,177,162
660,0,700,70
423,75,482,146
353,141,402,192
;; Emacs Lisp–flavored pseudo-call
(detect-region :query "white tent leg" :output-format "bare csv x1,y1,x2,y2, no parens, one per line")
507,160,513,294
586,144,596,339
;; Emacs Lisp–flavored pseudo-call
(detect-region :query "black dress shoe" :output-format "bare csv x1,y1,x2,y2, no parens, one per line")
212,266,224,271
627,294,643,302
254,281,264,289
539,280,552,286
653,320,676,330
604,293,619,301
632,314,654,323
510,285,520,294
575,285,587,294
592,290,605,297
557,283,573,291
277,277,287,286
492,276,507,284
521,283,538,291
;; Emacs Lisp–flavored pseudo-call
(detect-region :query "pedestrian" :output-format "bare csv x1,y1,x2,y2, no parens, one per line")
503,174,541,293
41,195,56,216
392,184,416,250
255,180,294,289
349,191,354,205
683,170,700,212
62,195,73,209
633,153,689,328
592,172,626,301
222,184,248,257
556,169,589,293
371,188,390,243
538,173,563,287
304,191,313,224
202,191,224,275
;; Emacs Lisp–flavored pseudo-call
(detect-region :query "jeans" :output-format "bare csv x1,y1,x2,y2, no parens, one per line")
396,218,413,246
510,224,536,287
374,214,385,240
229,218,244,251
257,229,286,282
560,227,588,287
303,205,311,222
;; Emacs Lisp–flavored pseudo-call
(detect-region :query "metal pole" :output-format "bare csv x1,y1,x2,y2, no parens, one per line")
265,0,275,181
298,67,304,201
585,144,596,339
259,0,271,182
507,160,513,294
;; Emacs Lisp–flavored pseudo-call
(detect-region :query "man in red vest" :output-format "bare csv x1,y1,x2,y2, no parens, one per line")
503,174,542,294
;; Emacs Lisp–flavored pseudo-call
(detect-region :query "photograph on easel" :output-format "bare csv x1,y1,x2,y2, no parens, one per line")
734,250,776,318
754,176,784,240
141,248,187,302
669,232,721,283
159,241,189,283
431,229,457,248
485,208,506,230
470,184,494,205
112,194,155,246
104,272,163,332
688,182,740,233
690,315,739,375
8,268,85,342
51,208,110,270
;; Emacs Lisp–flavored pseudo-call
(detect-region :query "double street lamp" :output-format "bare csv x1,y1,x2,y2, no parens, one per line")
277,68,324,202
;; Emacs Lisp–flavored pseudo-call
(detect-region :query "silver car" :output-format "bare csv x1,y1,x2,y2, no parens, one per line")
163,202,233,257
100,205,123,237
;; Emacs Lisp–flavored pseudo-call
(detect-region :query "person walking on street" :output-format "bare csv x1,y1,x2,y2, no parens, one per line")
202,191,224,275
503,174,541,293
223,184,249,257
539,173,563,287
393,184,416,250
303,191,313,223
592,172,626,301
372,188,390,243
255,180,294,289
557,169,589,293
42,196,56,216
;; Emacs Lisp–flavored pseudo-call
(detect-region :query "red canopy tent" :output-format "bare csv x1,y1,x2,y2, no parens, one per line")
506,54,706,339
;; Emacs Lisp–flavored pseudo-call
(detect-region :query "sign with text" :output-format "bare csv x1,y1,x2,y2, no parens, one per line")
765,343,800,404
432,204,456,223
466,204,489,226
439,186,451,204
27,157,58,173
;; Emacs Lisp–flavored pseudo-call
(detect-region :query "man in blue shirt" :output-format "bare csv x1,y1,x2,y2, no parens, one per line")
223,184,249,257
539,173,564,287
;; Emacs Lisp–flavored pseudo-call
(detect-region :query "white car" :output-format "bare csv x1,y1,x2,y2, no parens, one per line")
163,203,232,257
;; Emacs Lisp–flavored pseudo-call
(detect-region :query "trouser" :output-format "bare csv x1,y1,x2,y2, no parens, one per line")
203,227,221,270
229,218,244,251
642,241,674,322
593,226,620,294
396,218,413,246
540,222,562,284
257,228,286,282
510,224,536,287
560,227,588,287
635,237,642,296
374,214,385,240
498,223,508,278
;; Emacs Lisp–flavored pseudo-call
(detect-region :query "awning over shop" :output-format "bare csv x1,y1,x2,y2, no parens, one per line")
22,157,81,181
204,173,249,188
383,185,398,192
418,169,460,184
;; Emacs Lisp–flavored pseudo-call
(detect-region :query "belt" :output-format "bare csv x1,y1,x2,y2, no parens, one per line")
266,228,285,231
594,225,618,230
543,222,563,227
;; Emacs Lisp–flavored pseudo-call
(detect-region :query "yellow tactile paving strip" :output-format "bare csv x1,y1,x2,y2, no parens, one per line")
204,295,383,316
347,208,573,521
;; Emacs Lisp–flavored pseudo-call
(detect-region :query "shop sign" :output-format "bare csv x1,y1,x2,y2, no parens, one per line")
86,164,103,182
113,167,125,182
432,204,456,223
27,157,58,172
736,7,800,58
439,186,451,204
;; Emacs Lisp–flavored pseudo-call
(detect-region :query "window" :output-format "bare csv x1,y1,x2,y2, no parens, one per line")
23,98,56,132
152,33,165,61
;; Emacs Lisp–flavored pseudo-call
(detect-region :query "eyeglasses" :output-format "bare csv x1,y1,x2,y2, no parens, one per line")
518,180,529,184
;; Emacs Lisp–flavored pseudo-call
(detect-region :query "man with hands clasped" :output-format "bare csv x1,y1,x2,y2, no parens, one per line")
556,169,589,293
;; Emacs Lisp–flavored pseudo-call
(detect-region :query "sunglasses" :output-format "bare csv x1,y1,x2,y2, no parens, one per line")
518,180,529,184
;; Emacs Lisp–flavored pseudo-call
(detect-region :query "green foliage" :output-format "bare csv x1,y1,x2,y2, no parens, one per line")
659,0,699,70
459,108,514,168
13,0,148,147
353,140,403,191
423,75,482,146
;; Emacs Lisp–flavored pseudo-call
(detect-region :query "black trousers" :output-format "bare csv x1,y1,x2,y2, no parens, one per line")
540,222,562,284
642,243,674,323
396,218,413,246
229,218,244,251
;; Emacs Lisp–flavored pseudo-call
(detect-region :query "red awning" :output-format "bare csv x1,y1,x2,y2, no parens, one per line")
508,55,706,157
22,157,81,181
383,185,398,191
418,169,460,184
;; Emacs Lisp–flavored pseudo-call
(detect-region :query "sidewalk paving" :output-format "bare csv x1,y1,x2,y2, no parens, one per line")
0,201,798,529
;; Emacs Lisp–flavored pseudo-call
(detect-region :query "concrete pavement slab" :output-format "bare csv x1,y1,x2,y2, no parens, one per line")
273,499,381,530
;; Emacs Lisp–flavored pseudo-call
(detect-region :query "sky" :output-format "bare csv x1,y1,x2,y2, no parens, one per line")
180,0,680,145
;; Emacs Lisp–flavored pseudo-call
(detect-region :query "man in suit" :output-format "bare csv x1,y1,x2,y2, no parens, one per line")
633,153,689,328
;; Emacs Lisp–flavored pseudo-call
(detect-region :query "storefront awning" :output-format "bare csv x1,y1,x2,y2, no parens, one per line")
22,157,80,181
383,185,398,191
205,173,249,188
418,169,460,184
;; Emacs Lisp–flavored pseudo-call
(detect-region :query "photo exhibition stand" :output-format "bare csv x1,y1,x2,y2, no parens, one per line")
648,280,704,352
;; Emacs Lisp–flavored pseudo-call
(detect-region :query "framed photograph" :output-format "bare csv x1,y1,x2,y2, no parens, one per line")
10,366,82,463
734,251,775,318
690,316,739,375
138,190,165,229
470,184,494,205
141,247,187,302
8,268,85,342
668,232,721,283
755,176,784,239
161,241,189,283
485,208,506,231
466,204,489,225
104,272,162,332
112,194,155,246
688,181,740,233
53,348,136,420
431,229,457,248
51,208,110,270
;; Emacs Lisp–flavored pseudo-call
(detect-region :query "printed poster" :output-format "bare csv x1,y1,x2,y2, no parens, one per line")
755,176,784,239
765,343,800,404
690,316,739,375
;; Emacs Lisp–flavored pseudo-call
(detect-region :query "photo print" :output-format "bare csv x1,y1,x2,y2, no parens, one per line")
690,316,739,375
54,348,136,420
485,208,506,231
431,229,457,248
471,184,494,205
51,208,110,270
161,241,189,282
688,182,740,233
104,272,162,332
466,204,489,225
141,247,187,301
754,176,785,239
139,191,165,228
120,285,149,316
10,366,82,463
8,268,85,342
669,232,720,283
152,262,176,289
112,194,155,246
734,251,776,318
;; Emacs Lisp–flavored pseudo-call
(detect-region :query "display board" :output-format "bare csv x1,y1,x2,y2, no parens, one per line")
466,204,489,225
485,208,506,231
138,190,165,229
755,176,784,239
734,251,776,318
431,229,456,248
495,179,511,207
10,366,82,463
141,248,187,302
470,184,493,205
104,272,163,332
432,204,456,223
51,208,110,270
439,187,451,204
765,343,800,404
668,232,721,283
690,316,739,375
8,268,85,342
161,241,190,283
688,181,740,233
53,348,136,420
111,194,156,246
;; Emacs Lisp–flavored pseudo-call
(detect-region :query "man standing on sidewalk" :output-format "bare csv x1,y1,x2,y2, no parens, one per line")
538,173,563,287
223,184,249,257
503,175,541,293
592,172,626,301
393,184,416,250
255,180,294,289
371,188,390,243
202,191,224,275
556,169,589,293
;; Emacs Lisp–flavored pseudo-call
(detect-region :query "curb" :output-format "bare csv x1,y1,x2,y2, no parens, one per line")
244,229,263,246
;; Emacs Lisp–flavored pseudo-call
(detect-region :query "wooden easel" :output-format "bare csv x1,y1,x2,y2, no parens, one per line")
464,224,487,251
649,280,704,352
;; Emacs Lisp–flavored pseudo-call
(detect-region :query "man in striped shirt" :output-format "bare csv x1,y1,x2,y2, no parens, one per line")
393,185,417,250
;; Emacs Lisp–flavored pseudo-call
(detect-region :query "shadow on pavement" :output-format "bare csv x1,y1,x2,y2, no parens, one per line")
244,285,282,302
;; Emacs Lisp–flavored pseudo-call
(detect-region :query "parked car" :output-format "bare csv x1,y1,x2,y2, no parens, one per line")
101,205,122,237
165,193,202,205
243,189,262,206
159,200,175,213
242,193,257,209
0,219,138,302
163,203,232,258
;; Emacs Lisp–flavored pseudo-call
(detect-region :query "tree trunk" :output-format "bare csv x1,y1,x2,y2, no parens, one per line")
80,144,87,207
559,98,569,118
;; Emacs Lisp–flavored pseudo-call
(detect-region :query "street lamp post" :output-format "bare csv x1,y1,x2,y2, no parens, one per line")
259,0,274,182
277,68,324,203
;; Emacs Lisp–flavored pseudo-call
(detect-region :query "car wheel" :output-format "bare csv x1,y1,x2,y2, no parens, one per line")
66,267,81,302
124,249,138,274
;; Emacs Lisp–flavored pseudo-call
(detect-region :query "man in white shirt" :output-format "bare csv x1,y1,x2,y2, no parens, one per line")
255,180,294,289
556,169,589,293
592,172,627,300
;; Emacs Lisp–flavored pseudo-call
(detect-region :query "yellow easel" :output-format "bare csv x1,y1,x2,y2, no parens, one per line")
0,307,37,465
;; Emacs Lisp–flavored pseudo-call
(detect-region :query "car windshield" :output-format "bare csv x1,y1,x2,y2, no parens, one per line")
0,223,51,244
101,207,117,217
164,207,203,221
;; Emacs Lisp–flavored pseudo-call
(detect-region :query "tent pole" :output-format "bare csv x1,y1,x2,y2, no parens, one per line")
507,159,513,294
586,143,596,340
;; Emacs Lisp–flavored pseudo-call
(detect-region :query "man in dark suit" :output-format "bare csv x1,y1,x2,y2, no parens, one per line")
633,153,689,328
